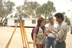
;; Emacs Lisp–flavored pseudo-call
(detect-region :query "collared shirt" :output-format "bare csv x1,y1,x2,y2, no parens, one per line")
45,23,58,38
52,21,68,42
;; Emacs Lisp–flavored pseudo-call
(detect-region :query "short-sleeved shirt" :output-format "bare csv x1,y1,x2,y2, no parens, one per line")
45,23,58,38
34,26,38,34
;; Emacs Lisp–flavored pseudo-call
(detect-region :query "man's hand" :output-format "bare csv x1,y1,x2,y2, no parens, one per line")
45,32,48,36
47,29,52,33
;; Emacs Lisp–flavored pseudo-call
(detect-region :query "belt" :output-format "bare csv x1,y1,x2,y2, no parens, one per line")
57,41,65,43
47,37,56,39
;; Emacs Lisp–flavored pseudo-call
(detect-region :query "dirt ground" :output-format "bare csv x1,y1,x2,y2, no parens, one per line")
0,26,72,48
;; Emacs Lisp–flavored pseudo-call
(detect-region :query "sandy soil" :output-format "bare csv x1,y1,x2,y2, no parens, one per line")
0,26,72,48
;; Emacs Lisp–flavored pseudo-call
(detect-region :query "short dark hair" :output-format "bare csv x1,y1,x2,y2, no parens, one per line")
55,13,64,21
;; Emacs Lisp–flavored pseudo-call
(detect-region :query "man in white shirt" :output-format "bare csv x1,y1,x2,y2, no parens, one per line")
47,13,67,48
45,17,58,48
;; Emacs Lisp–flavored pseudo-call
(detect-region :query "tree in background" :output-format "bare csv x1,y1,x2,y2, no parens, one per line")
14,13,18,18
0,0,56,25
16,0,40,18
62,12,71,25
0,0,6,18
4,1,15,17
36,1,56,23
64,16,71,25
16,0,56,23
0,0,15,25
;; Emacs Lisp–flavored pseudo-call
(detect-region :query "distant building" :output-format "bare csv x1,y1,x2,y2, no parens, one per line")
7,18,38,27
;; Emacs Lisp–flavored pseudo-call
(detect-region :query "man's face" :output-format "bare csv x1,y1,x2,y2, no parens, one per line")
49,19,54,23
56,16,61,22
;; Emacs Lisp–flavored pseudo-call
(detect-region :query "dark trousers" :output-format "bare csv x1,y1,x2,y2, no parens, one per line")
56,41,66,48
